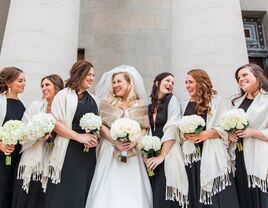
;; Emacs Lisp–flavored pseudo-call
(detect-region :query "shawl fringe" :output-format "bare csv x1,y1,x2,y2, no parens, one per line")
184,152,201,166
166,186,189,208
17,164,43,193
200,171,232,204
248,175,268,192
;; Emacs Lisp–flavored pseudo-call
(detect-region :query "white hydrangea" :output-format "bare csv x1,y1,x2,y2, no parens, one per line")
178,115,206,134
21,113,56,143
138,135,162,152
110,118,141,142
220,108,248,132
80,113,102,134
0,120,24,145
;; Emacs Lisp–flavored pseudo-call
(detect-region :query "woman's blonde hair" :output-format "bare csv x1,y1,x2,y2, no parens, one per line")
106,72,138,107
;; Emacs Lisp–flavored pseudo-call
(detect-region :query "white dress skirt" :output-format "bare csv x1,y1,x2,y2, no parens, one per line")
85,137,153,208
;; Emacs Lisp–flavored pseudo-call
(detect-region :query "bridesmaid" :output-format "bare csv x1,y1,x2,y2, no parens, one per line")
0,67,26,208
12,74,64,208
146,72,188,208
181,69,239,208
229,63,268,208
43,60,99,208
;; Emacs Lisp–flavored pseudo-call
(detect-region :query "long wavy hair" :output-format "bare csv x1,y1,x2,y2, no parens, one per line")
149,72,173,117
0,67,24,94
187,69,217,115
65,60,94,93
106,72,138,108
231,63,268,105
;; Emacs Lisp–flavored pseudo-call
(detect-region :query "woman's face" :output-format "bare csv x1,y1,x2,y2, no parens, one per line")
185,74,198,98
237,67,258,94
41,78,57,102
80,67,95,91
112,73,130,99
158,75,174,98
8,72,26,94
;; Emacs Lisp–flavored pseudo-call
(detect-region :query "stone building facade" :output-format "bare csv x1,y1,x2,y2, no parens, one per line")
0,0,267,102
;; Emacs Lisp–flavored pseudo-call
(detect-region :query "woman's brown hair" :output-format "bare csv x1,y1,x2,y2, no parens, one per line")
0,67,24,93
187,69,217,115
41,74,64,93
65,60,94,93
231,63,268,105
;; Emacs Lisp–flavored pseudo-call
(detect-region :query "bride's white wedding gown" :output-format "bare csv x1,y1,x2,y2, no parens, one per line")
85,109,153,208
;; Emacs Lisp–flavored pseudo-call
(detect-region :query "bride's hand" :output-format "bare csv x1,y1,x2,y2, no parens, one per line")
146,155,164,170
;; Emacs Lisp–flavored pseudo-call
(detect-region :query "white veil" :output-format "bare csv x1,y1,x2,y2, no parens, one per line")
95,65,148,103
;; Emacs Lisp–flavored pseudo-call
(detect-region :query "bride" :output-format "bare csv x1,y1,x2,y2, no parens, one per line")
85,65,153,208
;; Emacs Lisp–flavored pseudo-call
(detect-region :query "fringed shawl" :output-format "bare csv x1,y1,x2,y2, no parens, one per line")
231,90,268,193
181,95,232,204
161,95,189,207
17,99,48,193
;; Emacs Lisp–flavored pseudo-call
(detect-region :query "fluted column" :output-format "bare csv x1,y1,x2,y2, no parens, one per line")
0,0,80,102
171,0,248,100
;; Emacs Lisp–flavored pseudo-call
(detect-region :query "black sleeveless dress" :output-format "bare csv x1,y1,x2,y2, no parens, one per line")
43,91,98,208
183,101,239,208
148,94,181,208
235,97,268,208
0,99,25,208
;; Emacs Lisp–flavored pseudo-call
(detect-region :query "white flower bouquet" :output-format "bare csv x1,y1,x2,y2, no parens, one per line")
79,113,102,152
110,118,141,163
220,108,249,151
0,120,24,165
21,113,56,149
138,135,161,176
178,115,206,154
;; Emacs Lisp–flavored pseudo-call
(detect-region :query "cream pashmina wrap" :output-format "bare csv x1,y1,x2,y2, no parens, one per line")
160,95,188,207
43,88,98,190
231,90,268,192
181,95,232,204
0,94,7,126
17,99,48,193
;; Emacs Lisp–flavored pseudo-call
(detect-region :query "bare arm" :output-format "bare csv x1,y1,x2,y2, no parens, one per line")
54,120,98,147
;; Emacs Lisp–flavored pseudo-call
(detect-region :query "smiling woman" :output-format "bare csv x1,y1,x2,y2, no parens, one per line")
0,67,26,208
230,63,268,208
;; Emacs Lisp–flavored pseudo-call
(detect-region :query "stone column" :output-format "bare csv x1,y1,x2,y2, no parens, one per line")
0,0,80,102
171,0,248,100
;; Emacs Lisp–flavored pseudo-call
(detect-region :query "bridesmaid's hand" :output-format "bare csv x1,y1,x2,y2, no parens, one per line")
229,132,239,143
194,131,209,143
146,155,164,170
76,133,98,147
184,133,197,142
235,129,253,138
0,142,15,155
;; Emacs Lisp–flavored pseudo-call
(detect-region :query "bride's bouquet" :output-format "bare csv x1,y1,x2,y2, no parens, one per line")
220,108,249,151
21,113,56,149
110,118,141,163
178,115,206,154
80,113,102,152
0,120,24,165
138,135,161,176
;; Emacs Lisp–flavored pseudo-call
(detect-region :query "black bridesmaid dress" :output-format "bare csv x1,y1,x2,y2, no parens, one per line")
235,97,268,208
183,101,239,208
148,94,181,208
44,91,98,208
0,98,25,208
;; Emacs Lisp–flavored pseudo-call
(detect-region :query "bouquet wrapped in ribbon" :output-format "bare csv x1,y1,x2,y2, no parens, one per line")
79,113,102,152
178,115,206,155
138,135,161,176
110,118,141,163
220,108,249,151
21,113,56,149
0,120,24,165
